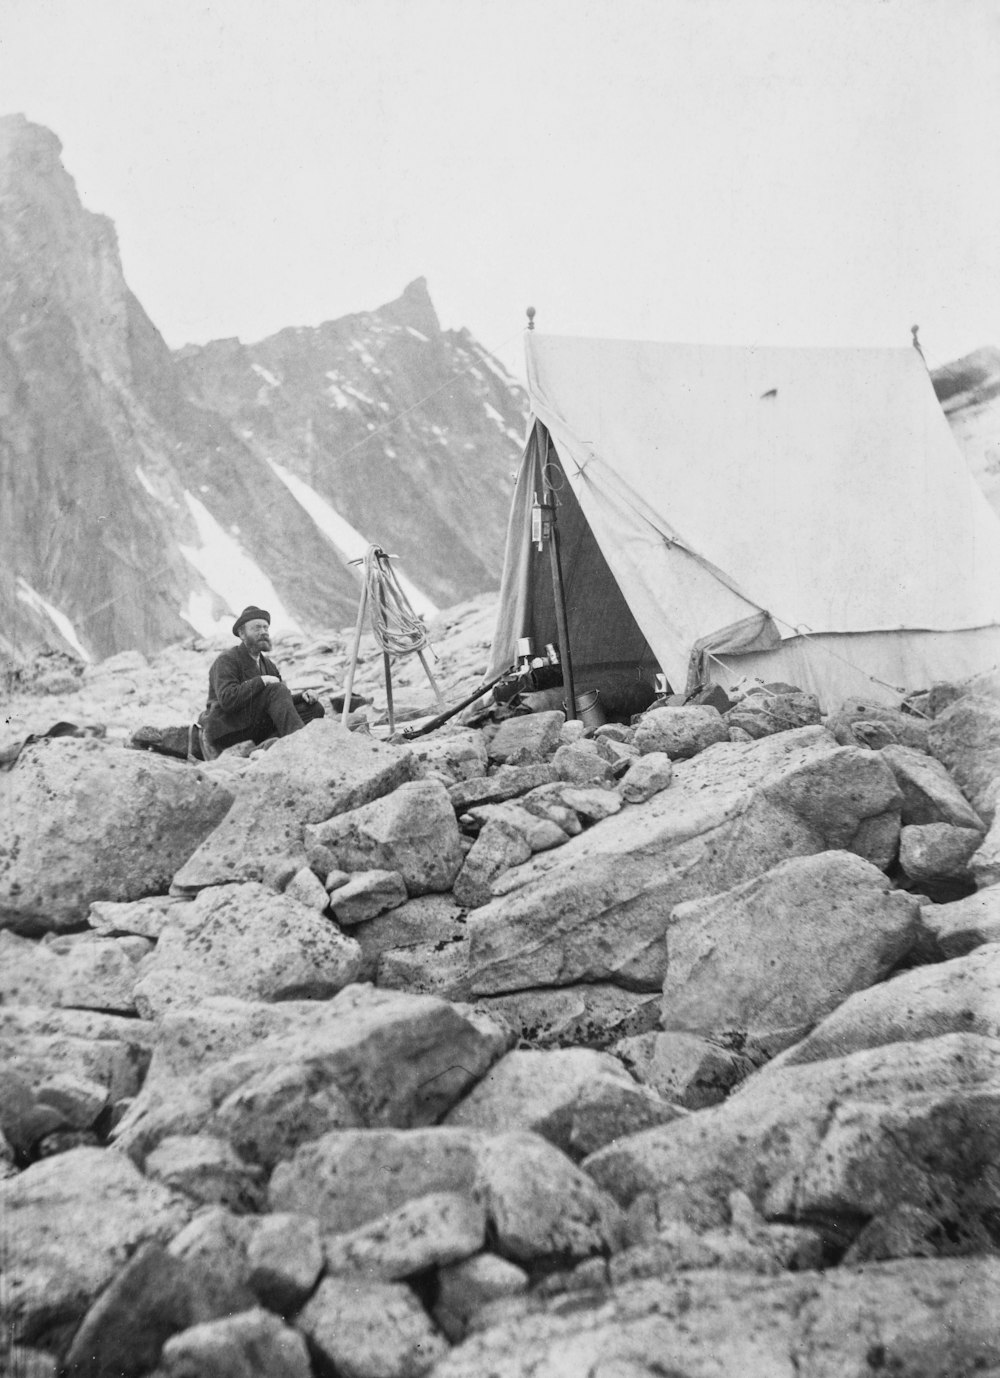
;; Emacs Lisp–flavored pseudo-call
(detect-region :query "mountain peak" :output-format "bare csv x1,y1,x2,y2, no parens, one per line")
374,276,441,339
0,113,65,176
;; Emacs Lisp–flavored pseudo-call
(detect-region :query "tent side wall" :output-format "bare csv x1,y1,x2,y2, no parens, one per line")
711,625,1000,706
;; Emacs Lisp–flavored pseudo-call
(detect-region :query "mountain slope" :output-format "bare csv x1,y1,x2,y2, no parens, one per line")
0,115,527,662
932,346,1000,517
175,277,524,610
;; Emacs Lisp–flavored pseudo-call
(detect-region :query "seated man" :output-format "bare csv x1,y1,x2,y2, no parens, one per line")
200,605,325,759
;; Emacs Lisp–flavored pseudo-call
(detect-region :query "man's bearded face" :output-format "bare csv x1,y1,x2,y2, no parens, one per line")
241,618,272,656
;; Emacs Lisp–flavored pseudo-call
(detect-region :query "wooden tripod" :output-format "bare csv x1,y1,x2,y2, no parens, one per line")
341,549,444,735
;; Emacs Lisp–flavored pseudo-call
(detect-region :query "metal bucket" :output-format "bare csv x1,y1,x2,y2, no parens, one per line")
573,689,607,731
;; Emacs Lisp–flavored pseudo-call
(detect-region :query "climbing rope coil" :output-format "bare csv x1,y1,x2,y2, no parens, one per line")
362,545,430,659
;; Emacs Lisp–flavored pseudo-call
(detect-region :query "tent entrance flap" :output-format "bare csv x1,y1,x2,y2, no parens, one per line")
519,425,660,712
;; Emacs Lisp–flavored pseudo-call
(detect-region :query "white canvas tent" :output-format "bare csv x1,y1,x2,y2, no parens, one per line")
488,332,1000,709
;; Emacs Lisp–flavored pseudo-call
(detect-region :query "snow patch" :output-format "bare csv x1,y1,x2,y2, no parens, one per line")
325,373,354,411
348,340,377,368
135,466,159,499
327,382,353,410
265,458,439,619
342,382,376,407
485,404,526,444
16,578,91,661
406,327,430,343
251,363,281,388
177,491,301,636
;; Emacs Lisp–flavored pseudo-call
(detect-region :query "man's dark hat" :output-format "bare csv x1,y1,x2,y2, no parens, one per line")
232,605,271,636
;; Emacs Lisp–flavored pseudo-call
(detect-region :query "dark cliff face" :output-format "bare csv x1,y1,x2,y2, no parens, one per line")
0,116,196,660
0,115,527,661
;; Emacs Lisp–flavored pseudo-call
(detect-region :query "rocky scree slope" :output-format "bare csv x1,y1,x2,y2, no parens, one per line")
4,610,1000,1375
0,114,526,663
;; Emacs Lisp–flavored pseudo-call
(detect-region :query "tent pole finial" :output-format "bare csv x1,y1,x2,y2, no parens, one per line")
911,324,925,362
526,306,536,331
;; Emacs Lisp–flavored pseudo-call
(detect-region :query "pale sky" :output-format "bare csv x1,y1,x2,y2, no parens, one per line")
2,0,999,377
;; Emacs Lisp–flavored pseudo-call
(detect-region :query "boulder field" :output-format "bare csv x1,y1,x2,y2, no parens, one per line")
3,619,1000,1376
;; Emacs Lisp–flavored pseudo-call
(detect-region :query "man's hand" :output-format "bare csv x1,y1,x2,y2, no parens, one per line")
299,690,318,705
260,675,281,686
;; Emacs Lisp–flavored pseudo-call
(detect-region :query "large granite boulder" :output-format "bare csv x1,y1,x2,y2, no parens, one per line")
452,817,532,908
448,763,556,812
769,943,1000,1067
86,894,191,939
487,711,565,765
132,881,361,1018
830,698,931,750
270,1126,482,1233
433,1253,529,1343
172,721,417,891
246,1212,324,1312
0,930,153,1015
0,1006,155,1152
157,1308,312,1378
724,689,822,740
0,930,62,1005
48,932,151,1012
376,933,474,1001
144,1133,267,1213
328,868,408,925
633,705,729,759
661,850,920,1057
112,986,512,1166
304,779,464,895
880,742,985,829
270,1126,623,1268
919,885,1000,957
584,1032,1000,1254
0,1147,190,1354
297,1277,446,1378
969,811,1000,889
430,1258,1000,1378
613,1031,755,1109
471,985,661,1049
61,1240,255,1378
927,694,1000,821
463,726,902,995
322,1191,486,1280
0,739,233,934
899,822,982,882
408,727,488,784
442,1047,683,1158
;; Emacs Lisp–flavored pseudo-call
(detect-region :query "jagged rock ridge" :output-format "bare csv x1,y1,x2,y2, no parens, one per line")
176,278,525,612
0,114,527,662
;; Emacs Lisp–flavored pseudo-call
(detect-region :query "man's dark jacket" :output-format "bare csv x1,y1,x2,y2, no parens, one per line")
202,643,285,740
